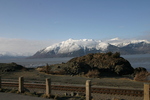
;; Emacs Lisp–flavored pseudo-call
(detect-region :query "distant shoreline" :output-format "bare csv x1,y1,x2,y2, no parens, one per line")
0,54,149,71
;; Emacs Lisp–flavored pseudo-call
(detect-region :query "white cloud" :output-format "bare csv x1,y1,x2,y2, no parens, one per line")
0,37,59,56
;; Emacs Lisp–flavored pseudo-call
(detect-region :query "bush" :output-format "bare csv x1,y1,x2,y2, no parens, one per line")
106,52,113,56
112,52,120,58
133,67,147,76
134,71,150,81
85,70,100,78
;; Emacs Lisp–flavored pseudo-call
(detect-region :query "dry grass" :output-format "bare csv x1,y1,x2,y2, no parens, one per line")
1,69,145,89
134,71,150,81
85,70,100,78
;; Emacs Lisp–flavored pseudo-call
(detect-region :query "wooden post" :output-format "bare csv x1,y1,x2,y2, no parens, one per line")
0,76,1,89
46,78,51,97
86,80,91,100
144,83,150,100
18,77,24,93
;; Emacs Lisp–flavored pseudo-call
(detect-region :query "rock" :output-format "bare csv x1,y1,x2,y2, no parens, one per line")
64,93,68,96
134,67,147,73
38,52,134,77
76,92,85,96
0,62,25,73
134,67,147,75
70,92,76,96
67,52,134,76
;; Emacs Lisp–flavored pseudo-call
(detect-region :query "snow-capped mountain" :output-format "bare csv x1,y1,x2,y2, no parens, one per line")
31,38,150,58
105,38,150,47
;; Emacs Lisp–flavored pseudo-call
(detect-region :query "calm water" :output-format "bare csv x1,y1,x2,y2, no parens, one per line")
121,54,150,71
0,54,150,70
0,57,73,68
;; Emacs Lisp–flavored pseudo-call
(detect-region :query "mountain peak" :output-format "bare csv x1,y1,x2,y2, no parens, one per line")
31,38,150,58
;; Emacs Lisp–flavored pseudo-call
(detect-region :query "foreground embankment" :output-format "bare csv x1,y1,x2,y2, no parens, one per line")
1,69,148,100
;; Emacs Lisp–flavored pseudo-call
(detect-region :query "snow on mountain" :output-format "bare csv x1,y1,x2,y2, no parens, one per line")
31,38,150,58
43,38,150,54
105,38,150,47
43,38,103,54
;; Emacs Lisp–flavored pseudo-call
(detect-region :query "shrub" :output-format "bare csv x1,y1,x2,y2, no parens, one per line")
112,52,120,58
106,52,113,56
38,64,52,74
134,71,150,81
85,70,100,78
45,64,51,74
133,67,147,76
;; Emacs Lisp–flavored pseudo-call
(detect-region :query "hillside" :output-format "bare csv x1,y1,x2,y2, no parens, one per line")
0,62,25,73
31,38,150,58
38,52,134,77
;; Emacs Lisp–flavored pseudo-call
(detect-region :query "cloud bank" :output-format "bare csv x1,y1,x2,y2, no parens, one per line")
0,37,59,56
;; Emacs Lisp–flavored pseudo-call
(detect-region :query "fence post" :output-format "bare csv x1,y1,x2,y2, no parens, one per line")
86,80,91,100
46,78,51,97
0,76,1,89
18,77,24,93
144,83,150,100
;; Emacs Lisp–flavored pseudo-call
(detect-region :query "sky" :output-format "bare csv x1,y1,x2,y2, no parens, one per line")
0,0,150,56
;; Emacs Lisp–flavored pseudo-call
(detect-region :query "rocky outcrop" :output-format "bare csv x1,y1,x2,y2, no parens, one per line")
0,62,25,73
133,67,149,81
39,52,134,77
133,67,148,77
68,52,134,76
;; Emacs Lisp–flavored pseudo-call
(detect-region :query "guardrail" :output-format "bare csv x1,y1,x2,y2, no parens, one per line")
0,76,149,100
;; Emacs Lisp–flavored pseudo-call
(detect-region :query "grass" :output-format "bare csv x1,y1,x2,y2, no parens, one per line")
1,68,146,100
1,68,145,89
134,71,150,81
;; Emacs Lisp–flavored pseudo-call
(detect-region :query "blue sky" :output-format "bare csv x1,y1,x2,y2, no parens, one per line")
0,0,150,55
0,0,150,40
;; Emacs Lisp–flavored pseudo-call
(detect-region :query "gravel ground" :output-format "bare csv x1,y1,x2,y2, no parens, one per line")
51,90,143,100
1,70,146,100
1,86,143,100
0,92,53,100
92,93,143,100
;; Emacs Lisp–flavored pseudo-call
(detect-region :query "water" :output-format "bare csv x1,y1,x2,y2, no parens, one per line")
0,54,150,70
121,54,150,71
0,57,73,68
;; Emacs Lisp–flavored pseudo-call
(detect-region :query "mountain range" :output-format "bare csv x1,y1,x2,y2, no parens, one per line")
31,38,150,58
